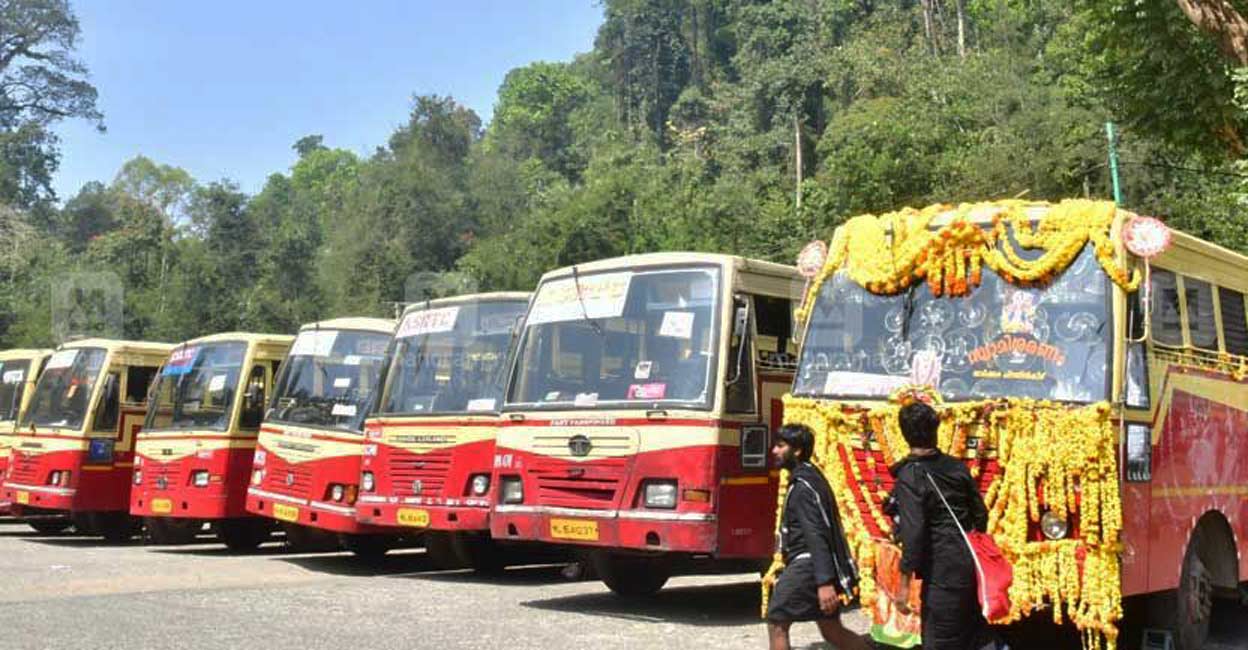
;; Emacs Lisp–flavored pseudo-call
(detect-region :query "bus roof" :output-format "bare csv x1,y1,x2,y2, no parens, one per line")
298,317,395,335
176,332,295,347
0,348,53,362
59,338,175,356
399,291,531,318
536,252,800,284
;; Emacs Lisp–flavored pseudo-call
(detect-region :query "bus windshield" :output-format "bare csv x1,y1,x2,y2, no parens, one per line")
0,359,33,422
379,300,527,416
145,342,247,431
22,348,107,430
268,329,390,432
794,245,1111,403
508,266,720,409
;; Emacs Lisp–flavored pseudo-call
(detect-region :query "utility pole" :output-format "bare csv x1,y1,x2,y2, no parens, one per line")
1106,121,1123,205
795,114,803,212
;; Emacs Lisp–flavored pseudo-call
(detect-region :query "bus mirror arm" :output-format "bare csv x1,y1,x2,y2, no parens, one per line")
726,304,750,386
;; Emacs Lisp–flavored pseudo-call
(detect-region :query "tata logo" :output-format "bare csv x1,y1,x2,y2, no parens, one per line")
411,480,423,495
568,435,592,457
285,473,295,487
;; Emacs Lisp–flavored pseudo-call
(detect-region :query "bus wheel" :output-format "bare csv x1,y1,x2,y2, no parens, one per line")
217,518,272,552
425,532,466,569
92,512,141,543
592,551,671,597
453,533,507,575
25,518,71,535
280,523,338,552
340,534,391,562
145,517,201,545
1170,514,1238,650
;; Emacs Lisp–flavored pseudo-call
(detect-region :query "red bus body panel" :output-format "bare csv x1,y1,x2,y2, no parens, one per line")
130,441,255,519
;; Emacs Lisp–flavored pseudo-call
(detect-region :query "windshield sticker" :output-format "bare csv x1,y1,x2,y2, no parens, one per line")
543,391,561,401
658,310,695,339
526,272,633,326
968,335,1066,368
634,361,653,380
627,383,667,400
909,349,942,388
46,349,80,370
333,377,352,388
207,374,228,392
397,306,460,338
573,392,599,406
2,370,23,384
467,398,496,412
1001,291,1038,335
355,336,390,356
822,371,908,397
331,403,357,417
479,311,520,335
343,355,362,366
291,330,339,357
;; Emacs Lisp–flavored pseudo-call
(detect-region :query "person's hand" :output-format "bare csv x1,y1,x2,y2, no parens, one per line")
893,597,911,615
817,584,840,615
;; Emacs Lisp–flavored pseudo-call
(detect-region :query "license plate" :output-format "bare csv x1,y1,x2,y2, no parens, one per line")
396,508,429,527
15,491,28,505
272,503,300,523
550,518,598,541
151,498,172,514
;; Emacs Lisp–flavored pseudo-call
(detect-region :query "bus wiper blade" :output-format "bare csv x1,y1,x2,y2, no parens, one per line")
571,265,605,338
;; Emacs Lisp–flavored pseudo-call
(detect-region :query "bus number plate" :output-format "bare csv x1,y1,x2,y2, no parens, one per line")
15,491,28,505
550,518,598,541
151,498,172,514
272,503,300,523
396,508,430,527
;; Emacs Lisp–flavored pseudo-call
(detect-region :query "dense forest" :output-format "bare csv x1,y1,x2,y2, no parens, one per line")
3,0,1248,346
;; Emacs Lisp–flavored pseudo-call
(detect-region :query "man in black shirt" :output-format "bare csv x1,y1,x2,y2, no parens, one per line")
891,401,990,650
765,424,867,650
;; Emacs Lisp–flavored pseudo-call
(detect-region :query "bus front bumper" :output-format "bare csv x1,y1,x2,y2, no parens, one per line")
489,505,718,553
355,497,490,531
246,487,386,535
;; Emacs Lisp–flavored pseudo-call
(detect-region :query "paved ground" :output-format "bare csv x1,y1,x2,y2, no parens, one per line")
0,518,1244,650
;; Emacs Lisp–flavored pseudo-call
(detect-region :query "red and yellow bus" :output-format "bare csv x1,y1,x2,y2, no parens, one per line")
356,292,529,570
0,348,52,518
783,199,1247,650
131,333,292,549
491,253,804,594
3,339,173,541
246,318,395,558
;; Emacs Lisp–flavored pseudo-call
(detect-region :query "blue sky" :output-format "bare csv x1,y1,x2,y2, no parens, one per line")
51,1,604,200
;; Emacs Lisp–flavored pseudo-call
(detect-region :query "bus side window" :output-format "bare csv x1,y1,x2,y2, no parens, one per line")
1125,291,1150,410
240,365,267,430
1218,287,1248,356
1183,277,1217,349
94,372,121,431
1150,269,1183,346
754,295,795,371
126,366,158,405
725,295,756,413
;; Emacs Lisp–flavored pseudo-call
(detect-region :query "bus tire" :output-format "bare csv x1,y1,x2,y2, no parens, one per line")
453,533,507,575
92,512,140,543
425,531,466,569
25,518,71,535
218,518,272,552
340,534,391,562
280,523,338,552
592,552,671,597
145,517,201,545
1170,513,1238,650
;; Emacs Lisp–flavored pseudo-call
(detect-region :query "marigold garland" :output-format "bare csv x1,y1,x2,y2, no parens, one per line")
768,394,1123,650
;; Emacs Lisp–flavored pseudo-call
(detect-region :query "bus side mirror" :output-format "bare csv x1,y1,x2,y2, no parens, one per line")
733,306,749,336
727,301,751,386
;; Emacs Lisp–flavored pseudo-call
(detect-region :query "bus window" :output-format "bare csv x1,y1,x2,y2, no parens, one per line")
240,365,267,429
1125,291,1150,409
755,295,796,371
1219,288,1248,356
126,366,158,404
1150,270,1183,346
725,296,756,413
94,372,120,431
1184,277,1217,349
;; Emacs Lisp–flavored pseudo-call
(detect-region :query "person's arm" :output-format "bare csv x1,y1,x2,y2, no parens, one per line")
893,470,927,610
793,479,840,614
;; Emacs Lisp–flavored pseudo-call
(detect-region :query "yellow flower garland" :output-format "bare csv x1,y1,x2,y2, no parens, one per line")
770,395,1123,650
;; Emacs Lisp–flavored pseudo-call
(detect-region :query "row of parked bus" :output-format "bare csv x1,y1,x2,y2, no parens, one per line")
1,200,1246,649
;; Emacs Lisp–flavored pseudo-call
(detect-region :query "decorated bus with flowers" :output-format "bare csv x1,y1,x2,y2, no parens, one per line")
770,199,1247,650
355,292,529,571
3,339,173,541
130,332,293,549
245,318,396,558
490,253,804,595
0,348,51,517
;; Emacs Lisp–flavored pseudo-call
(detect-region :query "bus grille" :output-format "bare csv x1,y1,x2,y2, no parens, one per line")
387,449,452,497
145,458,183,489
8,454,40,485
261,455,312,498
531,457,628,508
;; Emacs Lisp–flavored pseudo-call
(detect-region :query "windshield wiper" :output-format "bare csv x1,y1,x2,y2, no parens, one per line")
571,265,605,338
900,284,917,341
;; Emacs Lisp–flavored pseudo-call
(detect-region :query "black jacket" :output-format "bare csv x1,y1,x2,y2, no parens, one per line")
889,451,988,588
779,461,859,597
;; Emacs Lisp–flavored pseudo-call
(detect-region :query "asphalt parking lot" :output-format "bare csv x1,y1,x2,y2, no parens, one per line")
1,518,1245,650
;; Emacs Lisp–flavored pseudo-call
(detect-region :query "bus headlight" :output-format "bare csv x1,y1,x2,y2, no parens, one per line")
251,469,264,486
361,471,375,492
133,469,143,486
643,481,678,509
500,477,523,504
1040,509,1068,540
58,470,72,487
470,474,490,496
192,471,210,487
48,471,60,486
330,484,345,502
